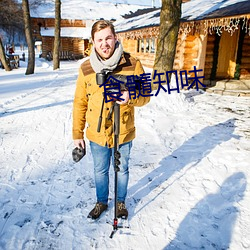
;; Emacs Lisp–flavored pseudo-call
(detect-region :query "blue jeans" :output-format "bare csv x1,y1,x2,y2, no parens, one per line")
90,141,132,205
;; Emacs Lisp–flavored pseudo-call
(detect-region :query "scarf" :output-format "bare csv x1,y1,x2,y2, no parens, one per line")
90,41,123,73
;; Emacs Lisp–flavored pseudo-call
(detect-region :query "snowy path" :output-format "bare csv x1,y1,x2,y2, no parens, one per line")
0,59,250,249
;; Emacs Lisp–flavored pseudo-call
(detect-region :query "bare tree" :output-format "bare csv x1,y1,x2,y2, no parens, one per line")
0,0,24,36
53,0,61,70
0,0,23,71
29,0,47,8
22,0,35,75
153,0,182,81
0,37,11,71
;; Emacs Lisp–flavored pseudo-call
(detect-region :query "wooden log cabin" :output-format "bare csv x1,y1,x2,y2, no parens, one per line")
31,18,93,60
30,1,153,61
115,0,250,88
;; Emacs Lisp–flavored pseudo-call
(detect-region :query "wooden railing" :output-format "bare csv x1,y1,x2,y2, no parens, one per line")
46,51,81,61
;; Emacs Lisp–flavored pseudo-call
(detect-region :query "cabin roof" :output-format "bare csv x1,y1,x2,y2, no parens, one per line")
30,0,151,20
182,0,250,21
115,0,250,33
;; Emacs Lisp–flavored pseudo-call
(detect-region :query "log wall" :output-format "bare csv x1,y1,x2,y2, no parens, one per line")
182,35,199,72
32,18,86,29
32,17,87,59
121,38,156,68
41,37,87,58
204,34,216,80
240,34,250,79
120,31,200,74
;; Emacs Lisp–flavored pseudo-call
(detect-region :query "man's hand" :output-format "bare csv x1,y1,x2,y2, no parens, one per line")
72,139,86,162
74,139,85,149
116,91,129,105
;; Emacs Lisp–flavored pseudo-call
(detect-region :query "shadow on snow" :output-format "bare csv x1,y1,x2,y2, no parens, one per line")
128,119,239,213
164,172,247,249
0,100,73,117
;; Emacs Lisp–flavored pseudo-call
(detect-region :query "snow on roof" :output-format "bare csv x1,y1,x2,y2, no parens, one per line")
30,0,151,20
114,8,160,32
114,0,250,33
182,0,250,21
40,27,91,39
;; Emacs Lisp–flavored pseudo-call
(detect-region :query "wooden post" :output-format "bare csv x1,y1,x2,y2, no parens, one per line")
197,32,208,84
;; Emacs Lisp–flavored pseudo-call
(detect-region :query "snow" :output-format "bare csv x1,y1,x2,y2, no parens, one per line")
114,9,160,33
114,0,249,32
30,0,152,20
92,0,161,7
40,27,92,39
0,49,250,249
182,0,249,21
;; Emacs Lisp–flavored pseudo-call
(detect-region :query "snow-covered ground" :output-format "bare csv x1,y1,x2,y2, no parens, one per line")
0,50,250,250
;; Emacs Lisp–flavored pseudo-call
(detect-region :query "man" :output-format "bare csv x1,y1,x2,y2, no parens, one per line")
72,20,150,220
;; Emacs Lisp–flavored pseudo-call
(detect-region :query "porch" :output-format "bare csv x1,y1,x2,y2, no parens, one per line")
205,79,250,97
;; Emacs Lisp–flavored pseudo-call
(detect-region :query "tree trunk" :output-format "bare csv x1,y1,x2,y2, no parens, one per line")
153,0,182,81
22,0,35,75
0,37,11,71
53,0,61,70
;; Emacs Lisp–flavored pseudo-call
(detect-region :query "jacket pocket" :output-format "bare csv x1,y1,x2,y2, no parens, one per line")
120,107,134,134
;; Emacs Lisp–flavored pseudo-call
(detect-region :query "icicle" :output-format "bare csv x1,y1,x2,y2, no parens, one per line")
119,15,250,41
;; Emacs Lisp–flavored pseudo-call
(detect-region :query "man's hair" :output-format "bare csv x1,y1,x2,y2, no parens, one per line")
91,20,116,40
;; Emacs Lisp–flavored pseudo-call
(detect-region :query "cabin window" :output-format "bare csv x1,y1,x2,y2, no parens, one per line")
137,39,141,53
137,38,145,53
137,38,156,54
150,38,155,53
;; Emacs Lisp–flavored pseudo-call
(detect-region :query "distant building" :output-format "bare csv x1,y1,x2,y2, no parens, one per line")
31,18,92,60
30,0,151,60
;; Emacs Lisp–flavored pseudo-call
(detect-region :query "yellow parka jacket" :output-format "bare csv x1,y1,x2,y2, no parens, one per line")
72,52,150,148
